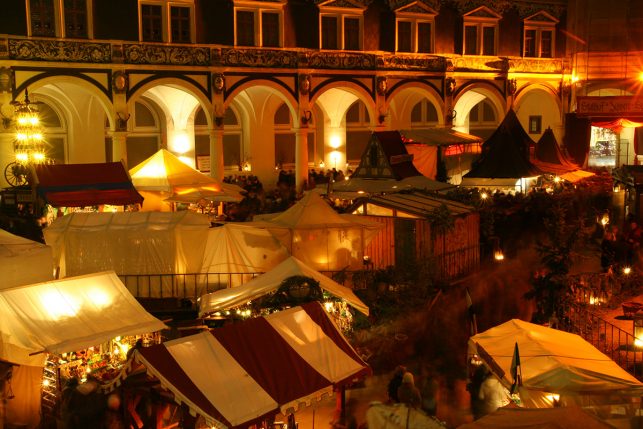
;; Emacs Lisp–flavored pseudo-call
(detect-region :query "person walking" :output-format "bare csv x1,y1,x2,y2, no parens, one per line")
387,365,406,403
478,369,510,418
397,371,422,409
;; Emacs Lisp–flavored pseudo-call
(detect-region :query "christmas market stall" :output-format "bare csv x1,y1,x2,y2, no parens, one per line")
469,319,643,427
249,192,383,271
0,228,53,289
124,301,370,428
198,256,369,328
0,271,167,429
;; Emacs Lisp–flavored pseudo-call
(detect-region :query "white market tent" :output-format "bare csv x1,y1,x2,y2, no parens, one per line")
129,149,238,210
133,302,370,428
0,228,53,289
456,405,612,429
198,256,369,317
469,319,643,408
44,211,210,286
249,193,383,271
201,223,289,287
0,271,167,367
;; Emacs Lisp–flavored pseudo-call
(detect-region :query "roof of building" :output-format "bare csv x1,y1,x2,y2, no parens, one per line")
351,191,476,218
352,131,423,180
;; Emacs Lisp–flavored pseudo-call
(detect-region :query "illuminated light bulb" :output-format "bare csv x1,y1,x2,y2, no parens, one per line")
480,192,488,200
324,302,333,312
33,152,45,162
33,133,43,140
86,367,91,373
494,251,505,261
29,116,39,125
16,133,27,141
15,153,28,162
554,176,561,183
43,379,50,387
635,337,643,348
623,266,632,275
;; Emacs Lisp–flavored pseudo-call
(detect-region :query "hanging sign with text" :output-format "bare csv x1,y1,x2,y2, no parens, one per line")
577,96,643,117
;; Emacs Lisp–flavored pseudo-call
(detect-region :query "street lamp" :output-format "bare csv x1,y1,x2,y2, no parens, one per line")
11,88,46,164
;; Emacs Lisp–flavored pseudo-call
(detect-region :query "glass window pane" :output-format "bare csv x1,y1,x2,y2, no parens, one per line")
236,10,255,46
134,102,156,127
127,137,159,168
524,29,536,57
141,4,163,42
425,101,438,122
469,104,479,122
411,102,422,123
417,22,432,53
30,0,56,37
38,103,62,128
482,101,495,122
464,25,477,55
344,17,360,50
46,137,65,164
482,26,495,55
195,134,209,157
274,103,291,125
541,30,552,58
321,16,338,49
170,6,191,43
64,0,87,38
346,102,360,124
397,21,412,52
262,12,280,47
224,109,238,126
223,134,241,167
275,133,296,164
194,108,207,126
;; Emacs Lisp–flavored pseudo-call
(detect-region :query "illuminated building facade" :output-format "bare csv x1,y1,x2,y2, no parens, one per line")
1,0,626,189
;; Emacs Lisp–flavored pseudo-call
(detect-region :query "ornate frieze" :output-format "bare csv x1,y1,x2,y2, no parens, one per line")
9,39,111,63
377,54,446,71
302,51,377,70
212,48,298,68
451,56,508,72
123,44,210,66
508,58,563,74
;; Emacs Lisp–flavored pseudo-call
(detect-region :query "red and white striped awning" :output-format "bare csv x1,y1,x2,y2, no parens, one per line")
135,302,370,428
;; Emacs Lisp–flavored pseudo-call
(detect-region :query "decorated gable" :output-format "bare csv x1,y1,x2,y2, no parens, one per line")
352,131,422,180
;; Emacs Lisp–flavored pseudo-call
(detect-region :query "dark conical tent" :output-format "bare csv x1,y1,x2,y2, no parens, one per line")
532,127,579,174
464,109,541,179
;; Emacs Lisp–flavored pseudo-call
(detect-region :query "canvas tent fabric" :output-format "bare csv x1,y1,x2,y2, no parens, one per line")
248,193,383,271
366,403,446,429
469,319,643,408
200,223,289,286
43,211,210,287
352,131,423,180
330,175,454,196
33,162,143,207
0,271,167,367
532,128,595,182
464,110,542,179
456,405,613,429
134,302,370,428
0,228,53,289
198,256,369,316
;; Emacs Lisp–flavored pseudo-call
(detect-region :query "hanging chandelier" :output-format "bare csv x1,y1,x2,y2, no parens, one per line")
11,88,46,164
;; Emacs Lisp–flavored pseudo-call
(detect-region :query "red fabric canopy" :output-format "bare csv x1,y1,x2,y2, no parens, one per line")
592,118,643,133
34,162,144,207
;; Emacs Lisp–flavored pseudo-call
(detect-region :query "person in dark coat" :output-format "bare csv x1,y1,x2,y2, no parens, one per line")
397,371,422,409
387,365,406,403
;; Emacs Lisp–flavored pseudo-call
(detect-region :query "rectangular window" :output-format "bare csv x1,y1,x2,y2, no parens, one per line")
417,22,432,53
397,21,412,52
540,30,552,58
64,0,87,38
30,0,56,37
236,10,255,46
529,115,542,134
482,26,495,55
170,6,191,43
141,4,163,42
464,25,477,55
344,17,360,50
321,16,338,49
524,29,536,57
262,11,280,47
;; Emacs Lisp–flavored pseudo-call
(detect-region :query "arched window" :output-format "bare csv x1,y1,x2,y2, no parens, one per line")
468,99,497,140
274,103,294,167
193,105,243,171
125,99,162,168
345,100,371,164
39,101,67,164
410,99,439,127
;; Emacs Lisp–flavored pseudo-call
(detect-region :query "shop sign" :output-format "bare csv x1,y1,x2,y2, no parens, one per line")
196,155,210,173
577,96,643,117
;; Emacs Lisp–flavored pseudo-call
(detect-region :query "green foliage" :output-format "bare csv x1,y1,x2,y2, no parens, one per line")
260,275,323,312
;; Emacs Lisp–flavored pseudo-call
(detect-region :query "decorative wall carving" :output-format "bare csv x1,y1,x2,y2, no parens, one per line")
0,67,13,93
508,58,563,74
376,76,387,96
377,54,446,71
112,70,128,94
302,51,377,70
213,48,298,68
124,44,210,66
299,74,311,95
213,73,225,94
9,39,111,63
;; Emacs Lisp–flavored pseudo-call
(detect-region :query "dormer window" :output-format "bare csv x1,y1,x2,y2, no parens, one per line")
463,6,501,56
523,11,558,58
318,0,365,51
234,0,285,48
139,0,195,43
395,1,437,53
28,0,93,39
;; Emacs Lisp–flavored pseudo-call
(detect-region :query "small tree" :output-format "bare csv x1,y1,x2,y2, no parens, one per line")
525,203,579,324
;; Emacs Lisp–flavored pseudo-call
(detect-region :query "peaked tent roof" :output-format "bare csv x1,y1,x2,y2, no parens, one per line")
0,271,167,366
469,319,643,398
352,131,423,180
331,175,454,196
0,228,53,289
400,128,483,147
135,302,370,428
457,406,613,429
464,110,542,179
532,127,581,175
129,149,223,193
33,162,144,207
198,256,369,316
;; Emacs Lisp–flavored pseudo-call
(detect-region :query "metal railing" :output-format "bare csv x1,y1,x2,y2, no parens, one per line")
562,303,643,381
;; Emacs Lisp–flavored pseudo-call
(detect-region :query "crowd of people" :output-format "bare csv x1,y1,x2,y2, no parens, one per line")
386,365,440,417
600,216,642,272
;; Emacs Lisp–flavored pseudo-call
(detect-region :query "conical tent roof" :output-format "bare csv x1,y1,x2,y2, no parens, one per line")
465,110,541,179
259,192,357,229
533,127,579,174
129,149,222,193
352,131,422,180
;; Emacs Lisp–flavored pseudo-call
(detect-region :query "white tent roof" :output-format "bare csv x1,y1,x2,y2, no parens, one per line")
469,319,643,401
0,229,53,289
331,176,454,196
199,256,369,316
0,271,167,366
202,223,289,274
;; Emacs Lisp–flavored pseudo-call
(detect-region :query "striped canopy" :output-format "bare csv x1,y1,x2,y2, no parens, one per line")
135,302,370,428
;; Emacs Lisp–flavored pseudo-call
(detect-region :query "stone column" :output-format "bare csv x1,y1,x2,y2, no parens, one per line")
295,127,309,191
111,132,128,167
209,128,225,181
